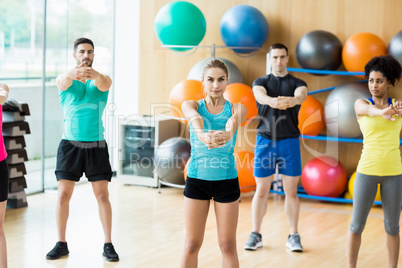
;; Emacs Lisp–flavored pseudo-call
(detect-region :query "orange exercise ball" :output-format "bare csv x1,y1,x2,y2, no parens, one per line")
223,83,258,126
348,171,380,201
342,32,387,75
234,151,256,193
169,80,205,119
298,95,325,136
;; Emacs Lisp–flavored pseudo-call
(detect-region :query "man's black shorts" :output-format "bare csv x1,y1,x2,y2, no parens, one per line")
0,159,9,202
55,140,113,182
184,176,240,203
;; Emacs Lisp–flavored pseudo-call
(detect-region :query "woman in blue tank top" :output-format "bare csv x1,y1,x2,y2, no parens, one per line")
179,59,247,268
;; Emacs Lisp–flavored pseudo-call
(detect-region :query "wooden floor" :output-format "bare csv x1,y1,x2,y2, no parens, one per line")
4,179,399,268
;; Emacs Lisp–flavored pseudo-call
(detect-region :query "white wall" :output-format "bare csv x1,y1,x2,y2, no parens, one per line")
111,0,140,170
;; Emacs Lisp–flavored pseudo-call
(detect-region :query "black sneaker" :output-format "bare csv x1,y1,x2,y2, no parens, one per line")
46,241,69,260
103,243,119,262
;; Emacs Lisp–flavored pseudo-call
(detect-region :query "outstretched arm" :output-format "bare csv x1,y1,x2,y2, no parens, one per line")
56,62,87,91
222,103,247,140
253,85,280,108
182,100,211,147
355,98,398,121
91,70,112,92
0,83,9,105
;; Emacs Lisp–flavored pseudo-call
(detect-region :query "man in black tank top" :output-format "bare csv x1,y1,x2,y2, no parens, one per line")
244,43,308,253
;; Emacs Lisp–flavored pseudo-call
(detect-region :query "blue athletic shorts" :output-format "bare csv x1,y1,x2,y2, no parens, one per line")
253,135,302,178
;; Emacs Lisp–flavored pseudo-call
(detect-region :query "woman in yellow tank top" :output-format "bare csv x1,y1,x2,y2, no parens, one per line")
347,55,402,268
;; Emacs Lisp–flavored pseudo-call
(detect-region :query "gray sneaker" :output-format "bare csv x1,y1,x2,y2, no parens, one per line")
286,233,303,252
244,232,263,251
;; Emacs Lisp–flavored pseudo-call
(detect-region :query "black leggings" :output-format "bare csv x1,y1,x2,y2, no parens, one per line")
0,159,9,202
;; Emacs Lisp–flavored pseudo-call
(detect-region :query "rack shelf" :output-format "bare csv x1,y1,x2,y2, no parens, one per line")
286,67,364,76
270,186,382,206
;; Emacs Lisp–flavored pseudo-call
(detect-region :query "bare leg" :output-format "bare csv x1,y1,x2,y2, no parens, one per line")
0,201,7,268
346,230,361,268
56,180,75,242
91,180,112,243
180,197,210,268
386,233,399,268
251,176,273,233
281,175,300,234
215,199,239,268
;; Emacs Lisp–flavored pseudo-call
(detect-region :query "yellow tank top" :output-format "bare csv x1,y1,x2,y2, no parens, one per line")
357,99,402,176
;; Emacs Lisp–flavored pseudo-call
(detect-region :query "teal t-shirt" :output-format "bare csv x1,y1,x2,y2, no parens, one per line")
59,80,109,141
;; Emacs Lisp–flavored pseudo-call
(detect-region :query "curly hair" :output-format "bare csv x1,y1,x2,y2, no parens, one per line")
364,55,402,86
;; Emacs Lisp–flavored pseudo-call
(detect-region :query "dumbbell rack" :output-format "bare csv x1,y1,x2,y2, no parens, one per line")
2,102,30,208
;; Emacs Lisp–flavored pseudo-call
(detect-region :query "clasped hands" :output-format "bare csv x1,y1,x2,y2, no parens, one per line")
70,62,98,84
275,96,297,110
383,101,402,121
200,130,227,150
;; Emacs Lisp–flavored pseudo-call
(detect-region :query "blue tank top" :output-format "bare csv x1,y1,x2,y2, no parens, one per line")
187,99,238,181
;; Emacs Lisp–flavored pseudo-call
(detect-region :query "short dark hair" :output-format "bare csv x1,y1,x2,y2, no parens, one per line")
269,43,288,55
74,37,94,52
364,55,402,86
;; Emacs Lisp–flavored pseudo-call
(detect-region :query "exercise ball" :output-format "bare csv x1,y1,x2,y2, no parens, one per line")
296,30,342,71
234,151,256,193
298,95,325,136
183,157,190,181
348,171,380,201
388,30,402,66
169,80,205,119
324,83,371,138
220,5,268,53
301,156,347,197
154,1,206,51
344,191,353,200
187,57,244,85
154,137,191,185
342,32,387,74
223,83,258,126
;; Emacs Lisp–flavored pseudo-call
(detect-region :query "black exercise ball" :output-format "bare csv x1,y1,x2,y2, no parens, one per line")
388,30,402,66
154,137,191,185
296,30,342,71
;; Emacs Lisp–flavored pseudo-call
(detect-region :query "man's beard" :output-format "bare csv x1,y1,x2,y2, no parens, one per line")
77,58,93,67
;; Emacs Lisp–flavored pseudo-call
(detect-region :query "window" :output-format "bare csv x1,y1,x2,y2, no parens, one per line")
0,0,115,193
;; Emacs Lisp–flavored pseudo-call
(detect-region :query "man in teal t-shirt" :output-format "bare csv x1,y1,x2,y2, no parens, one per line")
46,38,119,262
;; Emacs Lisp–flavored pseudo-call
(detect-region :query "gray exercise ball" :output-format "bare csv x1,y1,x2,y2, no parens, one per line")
388,30,402,66
154,137,191,185
296,30,342,71
187,57,243,85
324,83,371,138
